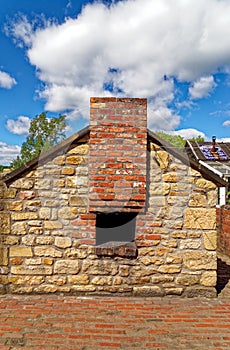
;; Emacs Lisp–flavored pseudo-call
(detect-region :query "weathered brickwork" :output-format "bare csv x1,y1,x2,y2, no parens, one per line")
89,97,147,212
217,205,230,255
0,97,220,297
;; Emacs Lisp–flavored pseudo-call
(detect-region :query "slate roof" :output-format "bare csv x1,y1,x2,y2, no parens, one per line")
185,140,230,179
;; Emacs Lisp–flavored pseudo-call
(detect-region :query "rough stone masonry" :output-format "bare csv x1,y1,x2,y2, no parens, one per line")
0,97,220,297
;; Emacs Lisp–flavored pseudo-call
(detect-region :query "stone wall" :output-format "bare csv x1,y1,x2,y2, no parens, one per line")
217,205,230,256
0,137,218,297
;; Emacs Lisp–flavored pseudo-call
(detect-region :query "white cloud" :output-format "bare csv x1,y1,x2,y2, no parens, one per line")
6,116,31,135
173,128,206,140
0,142,20,165
217,137,230,142
189,76,216,100
7,0,230,131
0,71,16,89
223,120,230,127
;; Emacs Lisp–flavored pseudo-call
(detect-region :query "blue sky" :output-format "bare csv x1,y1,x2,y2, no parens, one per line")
1,0,230,164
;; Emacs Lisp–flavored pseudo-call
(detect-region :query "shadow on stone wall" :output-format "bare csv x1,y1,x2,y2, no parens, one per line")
216,258,230,294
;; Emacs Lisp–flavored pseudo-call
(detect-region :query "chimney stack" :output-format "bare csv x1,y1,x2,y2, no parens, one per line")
88,97,147,213
211,136,216,153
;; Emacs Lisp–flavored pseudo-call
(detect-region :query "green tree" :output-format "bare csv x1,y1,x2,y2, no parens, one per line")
188,135,204,143
11,113,66,169
156,132,205,149
0,165,10,173
155,132,186,149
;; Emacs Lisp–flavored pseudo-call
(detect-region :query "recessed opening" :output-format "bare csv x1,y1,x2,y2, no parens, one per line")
96,211,137,245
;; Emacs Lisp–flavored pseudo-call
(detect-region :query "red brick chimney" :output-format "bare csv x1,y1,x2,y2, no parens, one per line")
89,97,147,213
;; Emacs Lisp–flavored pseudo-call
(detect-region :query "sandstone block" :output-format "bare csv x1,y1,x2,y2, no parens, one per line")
66,176,87,188
175,275,199,286
39,208,51,220
162,172,180,183
166,254,183,264
138,247,155,256
158,265,181,274
61,167,75,175
184,208,216,229
53,156,65,165
44,200,59,207
196,178,216,189
67,144,89,155
10,247,33,257
64,248,87,259
66,156,83,165
9,276,44,285
6,201,23,211
46,276,66,286
34,284,58,293
11,212,38,221
171,230,187,239
11,179,34,189
91,276,112,285
25,258,42,265
165,287,184,295
155,150,169,170
58,207,78,219
26,200,41,207
0,276,8,284
179,239,201,250
11,265,52,275
130,276,150,284
189,193,206,207
35,179,51,190
200,271,216,287
69,196,87,207
19,190,36,200
149,183,170,196
5,188,17,199
54,260,80,274
9,286,33,294
36,237,54,245
68,274,89,285
0,212,10,234
140,257,164,266
54,180,65,188
44,221,63,230
11,222,27,235
0,248,8,266
151,275,174,284
203,231,217,250
71,285,96,292
184,286,216,298
1,236,19,245
207,190,217,207
133,286,164,297
82,260,118,275
184,251,216,270
34,246,62,258
21,235,36,246
55,237,72,249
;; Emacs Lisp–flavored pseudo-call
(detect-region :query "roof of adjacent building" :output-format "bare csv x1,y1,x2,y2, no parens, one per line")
185,140,230,179
1,126,227,187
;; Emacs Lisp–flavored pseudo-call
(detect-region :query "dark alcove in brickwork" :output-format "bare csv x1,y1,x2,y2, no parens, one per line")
96,211,137,245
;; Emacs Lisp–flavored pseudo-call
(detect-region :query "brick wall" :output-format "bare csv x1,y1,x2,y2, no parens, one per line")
217,205,230,255
89,97,147,213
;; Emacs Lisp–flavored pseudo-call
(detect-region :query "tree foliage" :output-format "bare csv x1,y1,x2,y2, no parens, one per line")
0,165,10,173
155,132,204,149
11,113,66,169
